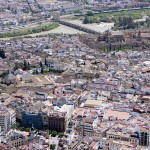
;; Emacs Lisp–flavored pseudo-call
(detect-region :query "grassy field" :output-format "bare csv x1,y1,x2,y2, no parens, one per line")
89,9,150,22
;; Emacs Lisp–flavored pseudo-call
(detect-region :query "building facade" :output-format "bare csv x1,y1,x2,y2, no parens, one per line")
21,111,43,130
0,107,16,132
139,130,150,146
46,111,67,132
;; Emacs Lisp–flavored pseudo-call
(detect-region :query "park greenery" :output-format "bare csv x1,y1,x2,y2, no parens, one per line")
115,17,150,29
17,126,65,138
50,144,56,150
18,127,31,132
0,22,59,38
101,45,134,52
16,126,64,138
83,9,150,29
34,59,64,74
49,130,64,138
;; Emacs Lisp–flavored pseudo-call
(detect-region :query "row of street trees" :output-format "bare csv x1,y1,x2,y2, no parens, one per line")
49,130,64,138
13,58,64,74
0,22,59,38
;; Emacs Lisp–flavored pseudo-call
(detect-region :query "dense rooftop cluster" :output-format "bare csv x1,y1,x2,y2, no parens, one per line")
0,0,83,32
0,0,150,150
0,31,150,149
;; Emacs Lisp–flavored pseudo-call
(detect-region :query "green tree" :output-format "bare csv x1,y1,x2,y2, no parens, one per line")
49,130,52,135
50,144,56,150
74,10,81,14
49,67,52,72
45,58,47,66
19,127,25,131
36,69,39,74
41,67,44,74
58,132,64,138
23,60,28,70
0,72,8,78
40,61,43,67
51,131,57,137
25,128,30,132
83,16,90,24
35,129,38,133
27,62,30,70
11,123,20,129
109,43,112,51
87,11,94,16
13,64,19,71
0,49,6,59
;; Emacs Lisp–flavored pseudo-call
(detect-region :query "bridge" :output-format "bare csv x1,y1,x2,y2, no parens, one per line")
58,20,100,34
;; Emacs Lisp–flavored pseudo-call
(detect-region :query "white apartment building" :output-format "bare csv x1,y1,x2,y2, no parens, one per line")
0,106,16,132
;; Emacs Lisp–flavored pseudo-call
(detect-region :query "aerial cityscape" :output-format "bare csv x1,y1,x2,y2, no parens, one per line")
0,0,150,149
